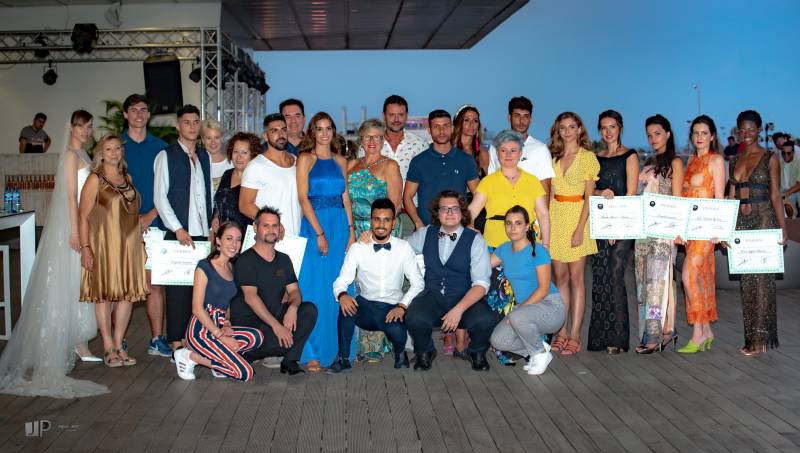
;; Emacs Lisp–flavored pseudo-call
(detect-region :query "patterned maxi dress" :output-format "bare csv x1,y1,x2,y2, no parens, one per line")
729,152,779,350
634,165,677,345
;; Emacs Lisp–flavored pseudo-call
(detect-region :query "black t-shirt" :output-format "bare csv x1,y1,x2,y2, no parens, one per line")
229,247,297,324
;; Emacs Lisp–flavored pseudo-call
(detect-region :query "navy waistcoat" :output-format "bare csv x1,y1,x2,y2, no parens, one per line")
164,143,212,230
422,227,475,299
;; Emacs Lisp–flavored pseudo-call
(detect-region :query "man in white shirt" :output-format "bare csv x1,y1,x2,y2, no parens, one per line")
239,113,302,235
487,96,554,196
153,104,213,350
328,198,424,372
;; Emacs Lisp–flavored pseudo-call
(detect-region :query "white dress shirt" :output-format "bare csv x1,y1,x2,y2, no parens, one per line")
407,225,491,292
488,134,554,181
332,236,424,307
358,130,429,181
153,141,211,236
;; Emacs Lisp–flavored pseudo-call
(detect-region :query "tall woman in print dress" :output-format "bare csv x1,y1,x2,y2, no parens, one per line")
548,112,599,356
634,114,684,354
678,115,726,353
296,112,356,372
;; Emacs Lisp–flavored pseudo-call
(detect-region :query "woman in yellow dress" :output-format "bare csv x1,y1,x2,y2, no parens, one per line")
548,112,599,355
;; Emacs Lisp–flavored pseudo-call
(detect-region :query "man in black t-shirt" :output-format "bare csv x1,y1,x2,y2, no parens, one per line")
229,206,318,375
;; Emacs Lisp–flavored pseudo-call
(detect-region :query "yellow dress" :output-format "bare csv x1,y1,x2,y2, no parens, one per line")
549,148,600,262
476,169,545,248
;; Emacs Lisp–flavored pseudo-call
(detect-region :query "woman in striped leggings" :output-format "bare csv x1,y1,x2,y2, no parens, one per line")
174,221,264,381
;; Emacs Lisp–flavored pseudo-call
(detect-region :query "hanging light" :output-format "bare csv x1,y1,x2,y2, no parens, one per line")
42,61,57,86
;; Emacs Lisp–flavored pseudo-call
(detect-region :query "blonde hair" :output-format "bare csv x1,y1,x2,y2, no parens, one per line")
201,118,224,136
91,133,129,178
549,112,591,161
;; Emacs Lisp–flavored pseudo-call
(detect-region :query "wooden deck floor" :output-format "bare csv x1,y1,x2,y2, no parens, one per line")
1,282,800,452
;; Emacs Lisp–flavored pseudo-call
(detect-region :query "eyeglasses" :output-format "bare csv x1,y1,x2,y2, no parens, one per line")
782,152,794,156
363,135,383,142
438,206,460,214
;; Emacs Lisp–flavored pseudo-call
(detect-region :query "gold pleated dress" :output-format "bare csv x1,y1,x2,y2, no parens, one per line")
80,173,148,303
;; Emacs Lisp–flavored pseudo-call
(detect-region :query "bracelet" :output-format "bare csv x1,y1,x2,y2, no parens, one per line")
396,304,407,311
317,231,325,237
336,291,348,302
80,244,91,250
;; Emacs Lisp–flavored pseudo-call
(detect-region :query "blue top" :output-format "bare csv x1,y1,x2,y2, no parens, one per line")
307,157,345,208
494,241,558,301
121,130,167,217
406,146,478,225
197,259,237,310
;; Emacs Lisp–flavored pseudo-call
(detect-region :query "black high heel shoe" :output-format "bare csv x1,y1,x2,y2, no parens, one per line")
635,333,678,355
661,332,678,351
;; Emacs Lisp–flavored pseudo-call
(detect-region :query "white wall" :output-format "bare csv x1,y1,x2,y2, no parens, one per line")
0,2,221,154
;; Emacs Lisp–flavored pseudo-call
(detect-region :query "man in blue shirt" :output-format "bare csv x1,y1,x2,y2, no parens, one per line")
121,93,171,358
403,109,479,229
279,98,306,156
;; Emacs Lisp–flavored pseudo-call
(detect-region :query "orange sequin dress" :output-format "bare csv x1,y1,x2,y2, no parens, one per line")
682,152,718,324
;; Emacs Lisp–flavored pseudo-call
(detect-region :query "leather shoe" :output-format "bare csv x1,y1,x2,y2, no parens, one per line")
394,350,410,369
279,360,305,375
326,357,352,374
413,350,437,371
468,351,490,371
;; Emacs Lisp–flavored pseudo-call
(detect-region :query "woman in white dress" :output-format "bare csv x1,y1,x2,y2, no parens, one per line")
0,110,109,398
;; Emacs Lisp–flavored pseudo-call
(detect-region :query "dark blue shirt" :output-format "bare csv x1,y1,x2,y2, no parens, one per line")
406,146,478,225
197,259,237,310
285,142,300,156
122,130,167,217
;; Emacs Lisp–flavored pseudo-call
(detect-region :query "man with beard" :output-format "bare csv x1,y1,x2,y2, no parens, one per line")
240,113,302,235
404,110,480,229
327,199,424,372
229,206,318,375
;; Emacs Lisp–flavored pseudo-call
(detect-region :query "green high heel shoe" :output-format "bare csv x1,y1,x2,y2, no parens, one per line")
677,340,704,354
702,338,714,351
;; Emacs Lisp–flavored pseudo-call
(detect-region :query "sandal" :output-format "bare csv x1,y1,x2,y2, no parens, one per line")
550,335,568,353
118,349,137,366
307,359,322,372
560,338,581,356
104,349,123,368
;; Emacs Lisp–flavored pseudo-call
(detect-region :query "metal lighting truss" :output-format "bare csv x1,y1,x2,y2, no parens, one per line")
0,27,265,133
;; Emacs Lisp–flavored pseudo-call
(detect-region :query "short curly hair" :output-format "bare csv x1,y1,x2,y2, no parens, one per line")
428,190,471,227
225,132,262,161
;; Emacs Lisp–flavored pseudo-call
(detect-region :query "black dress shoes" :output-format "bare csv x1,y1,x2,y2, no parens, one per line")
468,351,490,371
280,359,306,375
394,350,410,369
413,350,437,371
326,357,352,374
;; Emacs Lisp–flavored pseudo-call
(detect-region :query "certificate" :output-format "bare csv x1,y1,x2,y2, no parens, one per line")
686,198,740,241
151,240,211,285
242,228,307,277
643,193,690,239
727,229,784,274
143,227,165,270
589,196,645,239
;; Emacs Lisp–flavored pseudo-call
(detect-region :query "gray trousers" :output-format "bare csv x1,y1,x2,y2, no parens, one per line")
490,293,566,355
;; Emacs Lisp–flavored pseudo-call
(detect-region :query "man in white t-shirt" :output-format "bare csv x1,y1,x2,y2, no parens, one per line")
487,96,554,196
239,113,302,235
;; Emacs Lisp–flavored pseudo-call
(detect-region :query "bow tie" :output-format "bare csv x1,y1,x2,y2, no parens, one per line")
373,242,392,252
438,231,457,241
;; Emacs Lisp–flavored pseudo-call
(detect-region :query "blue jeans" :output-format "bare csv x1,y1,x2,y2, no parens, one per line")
337,296,408,358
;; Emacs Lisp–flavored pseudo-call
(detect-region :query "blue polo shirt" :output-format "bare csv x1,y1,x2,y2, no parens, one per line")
285,141,300,156
406,146,478,225
122,130,167,218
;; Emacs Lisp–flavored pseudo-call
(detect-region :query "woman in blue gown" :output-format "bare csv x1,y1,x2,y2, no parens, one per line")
296,112,355,371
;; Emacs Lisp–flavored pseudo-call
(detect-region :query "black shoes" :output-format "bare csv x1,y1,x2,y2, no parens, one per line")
279,359,305,375
326,357,352,374
394,350,410,369
467,351,490,371
413,350,437,371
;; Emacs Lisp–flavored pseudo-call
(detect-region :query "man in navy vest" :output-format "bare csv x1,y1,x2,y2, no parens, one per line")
405,190,496,371
153,104,212,351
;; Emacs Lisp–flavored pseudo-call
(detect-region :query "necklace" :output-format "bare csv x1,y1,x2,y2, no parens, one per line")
99,172,137,205
361,156,388,171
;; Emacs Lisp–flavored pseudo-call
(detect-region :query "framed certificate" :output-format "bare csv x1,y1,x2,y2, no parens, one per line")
727,229,784,274
143,227,165,270
242,228,307,277
151,240,211,285
643,193,691,239
686,198,740,241
589,196,645,239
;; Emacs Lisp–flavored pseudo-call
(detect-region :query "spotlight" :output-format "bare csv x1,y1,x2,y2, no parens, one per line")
33,34,49,59
188,58,201,83
255,77,269,95
42,61,57,86
71,23,99,54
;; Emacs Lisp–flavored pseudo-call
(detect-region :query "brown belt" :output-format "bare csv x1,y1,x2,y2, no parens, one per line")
554,194,584,202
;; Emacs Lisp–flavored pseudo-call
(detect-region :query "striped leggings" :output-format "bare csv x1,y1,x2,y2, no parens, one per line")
186,305,264,382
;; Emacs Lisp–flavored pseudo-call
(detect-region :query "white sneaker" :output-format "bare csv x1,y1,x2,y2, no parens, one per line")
174,348,197,380
526,350,553,375
261,356,283,369
523,342,551,371
211,369,227,379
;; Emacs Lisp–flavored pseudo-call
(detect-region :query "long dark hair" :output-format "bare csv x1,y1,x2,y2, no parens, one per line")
298,112,343,155
689,114,719,155
505,205,536,257
597,110,624,147
207,221,243,261
451,105,484,170
645,114,676,178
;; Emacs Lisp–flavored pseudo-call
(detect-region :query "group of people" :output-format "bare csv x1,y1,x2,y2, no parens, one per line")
0,91,789,398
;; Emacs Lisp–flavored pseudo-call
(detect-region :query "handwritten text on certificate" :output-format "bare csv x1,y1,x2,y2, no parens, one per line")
727,229,784,274
589,196,645,239
642,193,691,239
151,240,211,285
686,198,740,241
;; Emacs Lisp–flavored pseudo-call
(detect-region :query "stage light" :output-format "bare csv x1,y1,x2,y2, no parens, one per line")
188,58,201,83
33,35,49,59
71,24,99,54
42,61,57,86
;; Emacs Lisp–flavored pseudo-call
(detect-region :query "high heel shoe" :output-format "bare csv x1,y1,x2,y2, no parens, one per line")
677,340,704,354
702,338,714,351
661,333,678,351
74,346,103,362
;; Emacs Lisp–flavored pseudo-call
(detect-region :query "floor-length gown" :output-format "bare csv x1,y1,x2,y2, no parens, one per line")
588,150,636,351
0,145,108,398
299,157,349,365
730,152,779,350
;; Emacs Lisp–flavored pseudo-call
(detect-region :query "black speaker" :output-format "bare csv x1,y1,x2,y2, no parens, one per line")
143,55,183,114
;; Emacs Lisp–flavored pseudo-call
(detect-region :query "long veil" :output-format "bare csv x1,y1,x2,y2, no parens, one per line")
0,120,109,398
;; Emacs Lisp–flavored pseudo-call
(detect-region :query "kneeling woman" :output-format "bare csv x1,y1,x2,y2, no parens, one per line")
174,222,264,381
489,206,566,375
